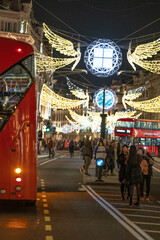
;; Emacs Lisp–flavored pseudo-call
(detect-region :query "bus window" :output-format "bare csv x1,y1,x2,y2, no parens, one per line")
116,121,134,128
140,121,151,129
140,138,145,146
152,122,158,130
158,123,160,130
145,122,151,129
146,138,151,146
135,121,140,129
0,55,34,131
140,121,146,129
152,139,157,146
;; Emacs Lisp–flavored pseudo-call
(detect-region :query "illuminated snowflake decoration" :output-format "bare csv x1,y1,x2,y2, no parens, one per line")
84,39,122,77
93,88,117,111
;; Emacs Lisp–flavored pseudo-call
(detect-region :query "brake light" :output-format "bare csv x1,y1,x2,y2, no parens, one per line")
16,177,22,183
15,168,22,174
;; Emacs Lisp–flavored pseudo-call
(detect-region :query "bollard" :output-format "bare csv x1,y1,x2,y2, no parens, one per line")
96,159,104,182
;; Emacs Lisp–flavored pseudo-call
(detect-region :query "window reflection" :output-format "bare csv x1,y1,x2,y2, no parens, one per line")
116,121,134,128
0,55,34,130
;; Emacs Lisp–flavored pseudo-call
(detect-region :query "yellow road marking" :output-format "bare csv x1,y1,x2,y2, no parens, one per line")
46,236,53,240
43,204,48,208
42,195,47,198
44,210,49,214
45,216,51,222
45,225,52,231
43,199,47,202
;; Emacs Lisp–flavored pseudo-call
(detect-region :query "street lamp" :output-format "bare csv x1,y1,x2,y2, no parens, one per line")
100,87,107,139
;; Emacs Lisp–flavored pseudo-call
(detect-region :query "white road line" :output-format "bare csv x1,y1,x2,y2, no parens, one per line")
117,208,160,214
38,155,49,158
39,158,57,166
112,202,160,209
153,166,160,173
125,214,160,219
154,162,160,166
144,230,160,233
134,222,160,226
82,185,153,240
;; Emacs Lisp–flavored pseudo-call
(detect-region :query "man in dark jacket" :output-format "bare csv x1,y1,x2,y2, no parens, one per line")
83,136,93,175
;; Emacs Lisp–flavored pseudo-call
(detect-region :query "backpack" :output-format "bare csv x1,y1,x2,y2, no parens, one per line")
140,158,149,175
96,145,107,160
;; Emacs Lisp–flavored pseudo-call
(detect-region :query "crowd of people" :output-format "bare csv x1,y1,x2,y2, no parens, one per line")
80,137,154,206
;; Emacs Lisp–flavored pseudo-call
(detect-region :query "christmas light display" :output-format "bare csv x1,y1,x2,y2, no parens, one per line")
66,109,141,133
43,23,78,57
126,95,160,113
122,87,146,109
66,77,88,99
40,84,87,110
127,40,160,74
84,39,122,77
36,53,77,72
93,88,117,111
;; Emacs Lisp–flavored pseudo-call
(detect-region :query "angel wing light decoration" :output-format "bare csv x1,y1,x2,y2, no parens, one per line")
127,39,160,74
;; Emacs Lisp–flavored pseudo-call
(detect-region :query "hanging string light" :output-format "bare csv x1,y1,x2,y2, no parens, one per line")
40,84,87,110
36,53,77,72
43,23,78,57
127,39,160,74
122,87,146,109
126,95,160,113
66,77,88,99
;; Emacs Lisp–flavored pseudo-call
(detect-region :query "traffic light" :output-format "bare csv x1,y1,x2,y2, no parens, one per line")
46,121,51,132
52,127,56,135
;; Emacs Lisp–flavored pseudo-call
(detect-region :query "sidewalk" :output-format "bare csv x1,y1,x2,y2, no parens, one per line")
81,160,119,185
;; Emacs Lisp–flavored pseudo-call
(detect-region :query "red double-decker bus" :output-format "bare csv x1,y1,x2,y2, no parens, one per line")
0,37,37,204
115,118,160,156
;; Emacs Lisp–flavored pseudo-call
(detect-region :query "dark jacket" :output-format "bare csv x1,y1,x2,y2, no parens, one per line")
118,153,127,182
83,140,93,158
126,155,142,185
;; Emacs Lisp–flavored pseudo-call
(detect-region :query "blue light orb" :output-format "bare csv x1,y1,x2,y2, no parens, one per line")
94,88,117,111
84,39,122,77
96,159,104,167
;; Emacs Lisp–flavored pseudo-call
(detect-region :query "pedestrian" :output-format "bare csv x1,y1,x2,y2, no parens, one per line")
42,138,48,153
48,138,54,158
83,136,93,176
108,141,116,175
118,145,129,200
117,142,122,169
126,145,142,206
140,151,154,202
69,139,74,158
94,138,107,177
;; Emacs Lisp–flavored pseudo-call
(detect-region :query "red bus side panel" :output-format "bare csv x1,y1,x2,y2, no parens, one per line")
0,37,33,74
0,83,37,200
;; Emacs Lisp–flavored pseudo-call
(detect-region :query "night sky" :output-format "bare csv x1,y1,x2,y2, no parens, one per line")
33,0,160,92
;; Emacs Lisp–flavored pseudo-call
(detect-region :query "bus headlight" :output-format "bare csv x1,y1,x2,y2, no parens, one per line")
15,168,22,174
0,189,6,194
15,186,22,192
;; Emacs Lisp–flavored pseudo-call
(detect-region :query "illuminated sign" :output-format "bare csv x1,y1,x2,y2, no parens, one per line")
84,39,122,77
93,88,117,110
116,129,131,134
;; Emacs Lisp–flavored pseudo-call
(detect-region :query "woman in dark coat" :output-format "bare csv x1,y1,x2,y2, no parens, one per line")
118,145,129,200
126,145,142,206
